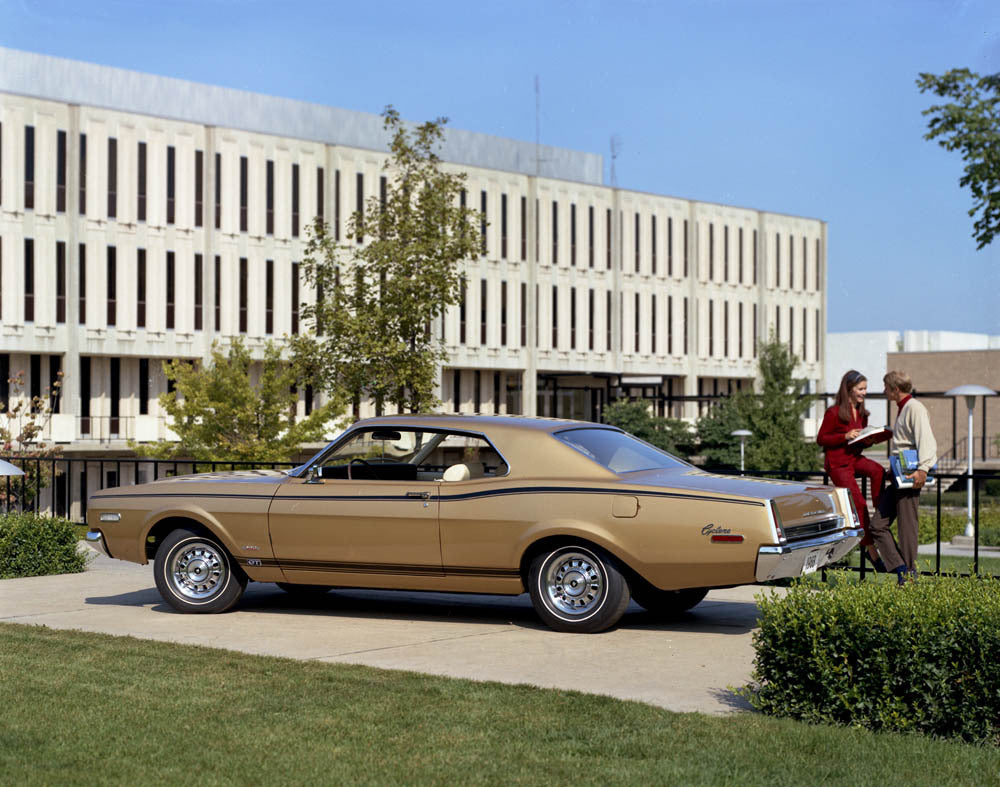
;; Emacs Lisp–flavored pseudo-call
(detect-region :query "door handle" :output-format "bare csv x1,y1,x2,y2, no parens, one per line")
406,491,430,499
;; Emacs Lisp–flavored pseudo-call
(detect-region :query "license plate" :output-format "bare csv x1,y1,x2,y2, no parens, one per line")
802,551,820,574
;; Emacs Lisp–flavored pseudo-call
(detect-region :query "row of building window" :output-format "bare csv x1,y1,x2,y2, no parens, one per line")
1,123,822,291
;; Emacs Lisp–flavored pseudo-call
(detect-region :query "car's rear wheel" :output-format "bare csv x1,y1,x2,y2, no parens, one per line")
154,528,247,613
631,584,709,616
528,545,630,633
276,582,332,595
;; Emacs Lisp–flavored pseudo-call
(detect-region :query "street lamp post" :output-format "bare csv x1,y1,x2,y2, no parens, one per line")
731,429,752,474
944,384,997,538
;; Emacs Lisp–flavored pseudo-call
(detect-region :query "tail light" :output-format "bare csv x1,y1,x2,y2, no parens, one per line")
769,500,786,543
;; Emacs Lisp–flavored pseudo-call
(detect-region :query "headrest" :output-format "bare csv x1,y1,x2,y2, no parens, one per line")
443,463,471,482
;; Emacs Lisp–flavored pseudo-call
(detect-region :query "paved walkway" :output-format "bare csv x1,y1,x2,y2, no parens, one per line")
0,546,778,715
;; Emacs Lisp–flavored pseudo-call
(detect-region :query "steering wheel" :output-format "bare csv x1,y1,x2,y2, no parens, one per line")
348,457,371,480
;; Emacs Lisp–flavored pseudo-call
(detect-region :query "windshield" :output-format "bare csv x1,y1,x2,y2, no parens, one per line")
554,427,688,474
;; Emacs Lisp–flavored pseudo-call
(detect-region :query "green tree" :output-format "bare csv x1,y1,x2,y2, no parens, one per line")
602,399,694,457
0,370,63,509
917,69,1000,249
292,107,481,416
134,338,341,462
696,338,820,472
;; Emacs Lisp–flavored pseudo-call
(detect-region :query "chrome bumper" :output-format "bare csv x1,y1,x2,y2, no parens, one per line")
755,528,863,582
85,529,111,558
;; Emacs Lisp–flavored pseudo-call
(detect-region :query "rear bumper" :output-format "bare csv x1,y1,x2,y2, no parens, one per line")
85,529,111,558
755,528,863,582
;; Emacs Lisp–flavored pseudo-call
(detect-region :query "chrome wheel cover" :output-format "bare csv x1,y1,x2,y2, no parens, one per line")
541,550,606,618
169,541,228,600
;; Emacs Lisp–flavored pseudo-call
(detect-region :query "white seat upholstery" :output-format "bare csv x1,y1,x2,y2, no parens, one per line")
443,463,471,482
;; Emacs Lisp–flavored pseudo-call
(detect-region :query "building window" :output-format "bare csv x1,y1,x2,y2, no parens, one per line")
683,219,689,277
139,358,149,415
739,227,744,284
775,305,781,344
23,238,34,321
606,290,612,350
291,261,299,335
79,356,92,434
79,133,87,215
815,309,821,361
316,167,324,222
683,296,689,355
570,203,577,267
708,223,714,281
667,217,673,277
570,286,577,349
334,169,341,241
789,234,795,289
739,302,744,358
500,281,507,346
49,355,61,414
815,239,821,292
24,125,35,210
668,295,673,355
55,241,66,323
78,243,86,324
166,145,175,225
788,305,794,354
802,306,808,360
606,208,612,269
239,155,248,232
194,254,204,331
520,282,527,347
137,141,147,222
500,193,508,259
214,152,221,229
635,212,640,272
708,299,714,357
551,285,558,348
137,249,146,328
239,257,248,333
588,205,595,268
724,225,729,283
355,173,364,243
724,300,730,358
588,288,595,350
634,292,640,353
56,130,67,212
265,259,274,334
106,245,116,326
651,215,657,275
292,163,300,237
651,294,657,354
551,201,558,265
520,196,527,261
480,278,487,344
459,279,467,343
214,255,221,331
480,190,487,256
109,357,120,435
753,229,758,284
753,303,758,356
802,236,808,291
775,232,781,288
165,251,175,330
265,160,274,235
195,150,204,228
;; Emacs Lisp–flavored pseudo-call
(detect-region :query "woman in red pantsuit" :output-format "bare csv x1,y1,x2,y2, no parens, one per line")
817,370,887,569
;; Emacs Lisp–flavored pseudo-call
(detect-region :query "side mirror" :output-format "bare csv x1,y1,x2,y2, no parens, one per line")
306,465,322,484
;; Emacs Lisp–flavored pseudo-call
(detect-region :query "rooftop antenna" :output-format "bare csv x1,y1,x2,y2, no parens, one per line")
610,134,622,187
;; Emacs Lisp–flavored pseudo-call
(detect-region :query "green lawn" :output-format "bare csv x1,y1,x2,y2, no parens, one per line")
1,623,997,785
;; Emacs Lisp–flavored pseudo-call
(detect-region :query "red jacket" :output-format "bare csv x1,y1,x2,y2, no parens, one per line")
816,404,867,470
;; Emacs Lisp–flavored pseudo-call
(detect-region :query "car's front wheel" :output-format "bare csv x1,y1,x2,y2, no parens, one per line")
528,545,630,633
154,528,247,613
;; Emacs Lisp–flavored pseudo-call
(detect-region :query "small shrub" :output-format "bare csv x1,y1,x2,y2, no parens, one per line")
918,506,1000,545
0,512,88,579
981,527,1000,547
984,478,1000,498
742,576,1000,745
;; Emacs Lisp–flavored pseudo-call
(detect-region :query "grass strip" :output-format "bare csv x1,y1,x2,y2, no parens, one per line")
1,623,997,785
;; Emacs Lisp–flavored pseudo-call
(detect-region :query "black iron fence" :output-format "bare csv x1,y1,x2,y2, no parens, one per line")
2,455,997,581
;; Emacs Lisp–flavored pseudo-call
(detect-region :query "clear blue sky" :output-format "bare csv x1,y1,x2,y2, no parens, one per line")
3,0,998,335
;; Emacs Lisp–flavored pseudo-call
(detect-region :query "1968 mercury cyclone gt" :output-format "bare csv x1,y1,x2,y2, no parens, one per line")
87,415,863,632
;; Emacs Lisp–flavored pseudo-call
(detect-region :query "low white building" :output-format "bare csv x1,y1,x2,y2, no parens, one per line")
0,46,828,460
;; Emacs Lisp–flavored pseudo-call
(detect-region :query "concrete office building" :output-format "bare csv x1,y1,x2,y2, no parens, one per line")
0,46,827,457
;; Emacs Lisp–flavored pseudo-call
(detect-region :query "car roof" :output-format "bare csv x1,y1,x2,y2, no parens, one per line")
351,413,620,436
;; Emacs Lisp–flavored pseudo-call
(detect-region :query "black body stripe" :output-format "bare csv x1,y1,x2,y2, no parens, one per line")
251,557,520,579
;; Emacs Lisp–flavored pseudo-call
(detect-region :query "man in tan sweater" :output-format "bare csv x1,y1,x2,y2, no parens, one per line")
870,370,938,583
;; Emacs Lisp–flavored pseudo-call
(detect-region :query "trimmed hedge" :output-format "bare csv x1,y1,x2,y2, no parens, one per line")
917,506,1000,546
0,512,88,579
743,575,1000,745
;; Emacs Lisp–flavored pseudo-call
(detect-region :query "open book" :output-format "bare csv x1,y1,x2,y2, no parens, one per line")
848,425,892,446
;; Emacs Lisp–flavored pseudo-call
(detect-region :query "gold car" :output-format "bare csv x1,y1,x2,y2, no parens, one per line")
87,415,862,633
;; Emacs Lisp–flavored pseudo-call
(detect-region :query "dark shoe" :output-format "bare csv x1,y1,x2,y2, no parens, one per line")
895,565,908,586
872,557,887,573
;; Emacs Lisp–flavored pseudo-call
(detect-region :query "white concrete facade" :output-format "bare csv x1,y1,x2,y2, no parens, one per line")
0,48,827,454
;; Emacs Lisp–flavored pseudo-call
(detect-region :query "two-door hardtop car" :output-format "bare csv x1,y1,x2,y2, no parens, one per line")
87,414,863,632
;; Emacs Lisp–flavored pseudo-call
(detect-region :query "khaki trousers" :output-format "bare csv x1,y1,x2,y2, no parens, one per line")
869,486,921,572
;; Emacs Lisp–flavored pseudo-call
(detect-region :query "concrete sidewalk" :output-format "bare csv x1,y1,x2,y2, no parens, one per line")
0,547,777,715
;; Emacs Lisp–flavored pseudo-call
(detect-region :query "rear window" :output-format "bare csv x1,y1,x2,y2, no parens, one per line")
554,428,688,474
